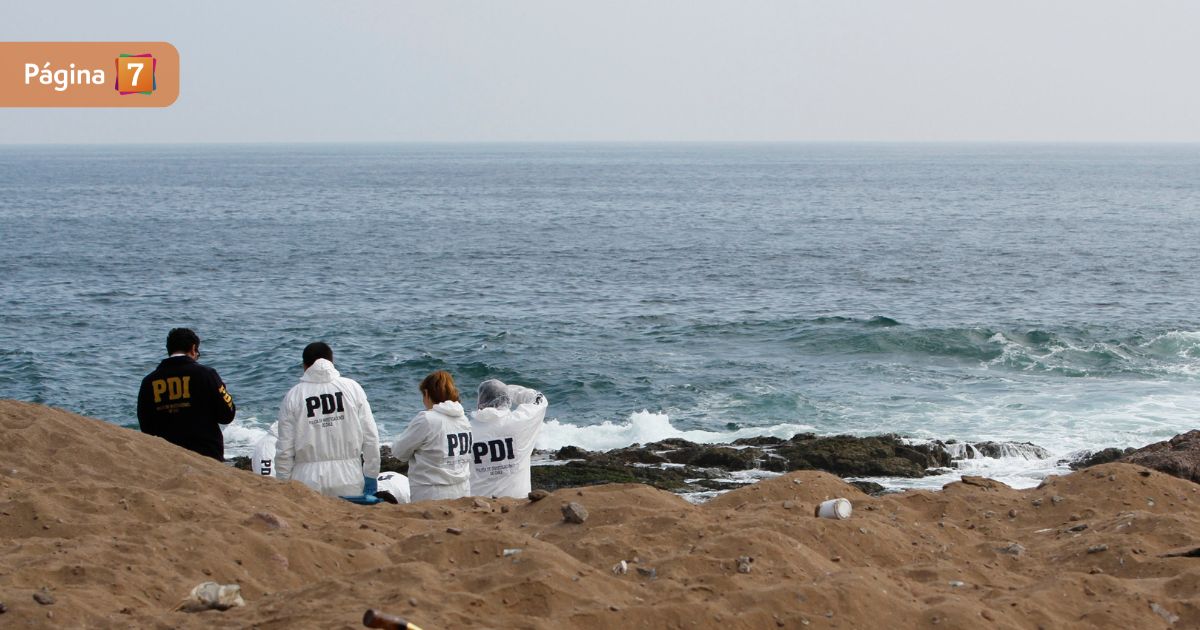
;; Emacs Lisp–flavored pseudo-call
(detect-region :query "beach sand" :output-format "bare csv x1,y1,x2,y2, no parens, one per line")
1,399,1198,628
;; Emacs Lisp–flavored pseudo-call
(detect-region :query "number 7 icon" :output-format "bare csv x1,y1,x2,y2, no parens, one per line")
115,53,156,95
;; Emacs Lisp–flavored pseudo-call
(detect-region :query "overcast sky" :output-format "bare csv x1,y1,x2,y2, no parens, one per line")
2,1,1198,143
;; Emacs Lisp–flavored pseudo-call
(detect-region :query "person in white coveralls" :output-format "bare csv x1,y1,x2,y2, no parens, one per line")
275,342,381,497
253,418,408,502
391,370,473,501
251,421,278,477
469,379,549,499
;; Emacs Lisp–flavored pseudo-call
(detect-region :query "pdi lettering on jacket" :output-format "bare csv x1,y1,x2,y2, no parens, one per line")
447,432,472,457
473,437,516,464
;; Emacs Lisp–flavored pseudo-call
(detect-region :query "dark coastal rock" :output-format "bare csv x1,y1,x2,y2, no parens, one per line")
774,434,951,478
1069,447,1134,470
758,453,790,473
565,438,764,470
529,432,957,493
692,478,749,491
604,446,670,465
644,438,697,450
1120,431,1200,484
942,440,1051,461
552,444,668,466
230,456,251,471
732,436,785,447
659,445,761,471
554,445,590,460
1069,431,1200,484
532,461,646,490
379,446,409,475
849,480,887,495
976,441,1051,460
531,461,702,492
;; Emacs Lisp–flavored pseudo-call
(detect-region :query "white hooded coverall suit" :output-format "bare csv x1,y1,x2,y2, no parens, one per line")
275,359,381,496
391,400,473,501
469,385,548,499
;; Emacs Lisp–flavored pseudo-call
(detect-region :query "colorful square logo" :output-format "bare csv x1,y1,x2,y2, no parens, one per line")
115,54,156,95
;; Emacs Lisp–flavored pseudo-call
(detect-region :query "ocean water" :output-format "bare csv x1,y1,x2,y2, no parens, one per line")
2,143,1199,489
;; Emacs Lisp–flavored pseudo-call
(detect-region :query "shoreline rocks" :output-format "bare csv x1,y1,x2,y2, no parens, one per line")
1071,430,1200,484
234,426,1200,493
232,433,1097,496
534,432,957,494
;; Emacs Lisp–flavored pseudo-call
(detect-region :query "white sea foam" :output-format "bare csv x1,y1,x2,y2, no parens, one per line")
937,441,1049,461
1137,330,1200,375
221,417,270,453
533,410,816,452
853,455,1072,491
1140,330,1200,357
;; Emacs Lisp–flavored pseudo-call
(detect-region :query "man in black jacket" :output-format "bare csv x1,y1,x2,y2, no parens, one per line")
137,328,236,461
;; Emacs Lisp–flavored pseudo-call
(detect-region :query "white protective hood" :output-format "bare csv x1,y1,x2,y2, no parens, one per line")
469,384,548,499
301,358,339,383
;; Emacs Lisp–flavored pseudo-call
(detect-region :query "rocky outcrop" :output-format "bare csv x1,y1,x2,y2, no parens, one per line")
1069,447,1134,470
772,434,951,478
943,440,1051,460
1070,431,1200,485
379,446,409,474
652,443,762,470
1120,431,1200,484
541,432,955,492
532,460,715,492
231,430,1060,495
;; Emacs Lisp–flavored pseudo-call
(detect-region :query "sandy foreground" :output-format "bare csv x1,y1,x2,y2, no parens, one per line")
1,400,1198,629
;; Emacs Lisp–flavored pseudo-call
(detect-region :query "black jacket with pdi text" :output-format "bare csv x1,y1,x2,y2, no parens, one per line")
136,356,236,461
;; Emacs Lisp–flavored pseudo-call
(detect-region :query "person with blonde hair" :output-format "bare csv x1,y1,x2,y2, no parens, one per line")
391,370,473,501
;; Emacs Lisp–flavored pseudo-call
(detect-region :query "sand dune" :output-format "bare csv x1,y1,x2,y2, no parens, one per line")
1,400,1198,628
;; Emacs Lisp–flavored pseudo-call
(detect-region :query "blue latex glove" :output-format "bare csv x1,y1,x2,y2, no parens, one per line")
363,476,378,496
340,494,382,505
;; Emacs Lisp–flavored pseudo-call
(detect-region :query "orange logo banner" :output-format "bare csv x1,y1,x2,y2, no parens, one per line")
0,42,179,107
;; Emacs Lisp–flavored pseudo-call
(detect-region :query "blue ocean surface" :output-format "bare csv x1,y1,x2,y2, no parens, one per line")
2,143,1198,488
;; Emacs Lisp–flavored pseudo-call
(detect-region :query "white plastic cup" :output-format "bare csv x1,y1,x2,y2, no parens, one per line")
816,498,852,519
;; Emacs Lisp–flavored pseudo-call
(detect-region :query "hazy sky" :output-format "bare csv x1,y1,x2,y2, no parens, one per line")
2,1,1199,143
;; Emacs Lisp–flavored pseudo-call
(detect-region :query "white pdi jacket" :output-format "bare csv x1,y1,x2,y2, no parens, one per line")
251,422,278,477
391,400,473,502
469,385,548,499
276,359,381,497
376,471,411,504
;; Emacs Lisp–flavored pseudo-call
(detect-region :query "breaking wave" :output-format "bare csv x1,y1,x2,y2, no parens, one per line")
638,316,1200,378
535,411,815,452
